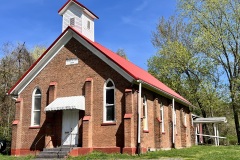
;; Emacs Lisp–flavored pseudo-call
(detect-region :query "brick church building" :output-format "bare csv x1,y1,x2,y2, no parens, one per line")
8,0,194,157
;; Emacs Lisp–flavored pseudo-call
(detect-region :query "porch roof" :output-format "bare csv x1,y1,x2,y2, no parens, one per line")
44,96,85,111
193,117,227,124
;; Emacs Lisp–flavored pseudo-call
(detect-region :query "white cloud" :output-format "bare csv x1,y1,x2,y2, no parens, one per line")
121,16,132,24
134,0,149,12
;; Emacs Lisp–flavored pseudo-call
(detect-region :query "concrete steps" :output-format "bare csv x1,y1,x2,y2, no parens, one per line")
36,146,73,159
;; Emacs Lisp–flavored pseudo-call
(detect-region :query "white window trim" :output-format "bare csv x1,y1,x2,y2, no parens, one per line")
103,79,115,123
160,103,165,132
31,87,41,126
143,96,148,131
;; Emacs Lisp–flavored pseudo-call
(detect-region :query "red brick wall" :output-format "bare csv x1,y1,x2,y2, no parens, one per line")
175,104,181,148
160,102,172,149
13,38,131,152
11,37,194,156
140,89,155,150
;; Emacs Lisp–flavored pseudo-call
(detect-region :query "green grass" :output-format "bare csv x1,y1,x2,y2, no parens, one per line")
1,145,240,160
69,145,240,160
0,154,34,160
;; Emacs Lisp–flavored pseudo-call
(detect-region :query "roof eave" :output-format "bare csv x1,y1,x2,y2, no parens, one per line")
135,79,193,107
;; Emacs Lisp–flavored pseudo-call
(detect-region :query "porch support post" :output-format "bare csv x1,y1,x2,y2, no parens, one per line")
195,124,198,145
217,124,219,146
213,123,217,146
82,78,93,148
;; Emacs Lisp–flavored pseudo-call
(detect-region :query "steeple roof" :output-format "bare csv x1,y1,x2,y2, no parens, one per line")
58,0,99,19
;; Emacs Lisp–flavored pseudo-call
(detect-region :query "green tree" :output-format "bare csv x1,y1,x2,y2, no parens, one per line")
0,42,38,141
149,16,225,117
31,45,46,60
148,16,228,139
178,0,240,144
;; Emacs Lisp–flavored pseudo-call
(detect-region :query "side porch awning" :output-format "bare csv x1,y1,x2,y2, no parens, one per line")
44,96,85,111
193,117,227,124
193,116,227,146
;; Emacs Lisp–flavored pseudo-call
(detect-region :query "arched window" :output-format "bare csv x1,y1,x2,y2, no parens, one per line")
103,79,115,122
160,103,165,132
143,96,148,131
31,88,41,126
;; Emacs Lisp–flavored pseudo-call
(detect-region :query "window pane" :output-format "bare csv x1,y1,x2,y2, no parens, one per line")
34,97,41,110
35,89,41,95
34,111,40,125
106,81,113,87
160,107,163,120
106,89,114,104
87,21,90,29
143,104,146,117
106,105,114,121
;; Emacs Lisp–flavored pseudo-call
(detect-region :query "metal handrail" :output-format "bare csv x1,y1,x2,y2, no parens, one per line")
34,130,77,158
57,131,79,158
57,131,73,158
34,134,54,156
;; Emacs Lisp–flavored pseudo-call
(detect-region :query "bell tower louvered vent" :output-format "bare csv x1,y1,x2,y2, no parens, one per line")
70,18,75,27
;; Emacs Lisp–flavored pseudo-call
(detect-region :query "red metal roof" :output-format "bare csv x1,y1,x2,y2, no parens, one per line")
92,41,190,105
8,26,191,105
69,27,191,105
58,0,99,19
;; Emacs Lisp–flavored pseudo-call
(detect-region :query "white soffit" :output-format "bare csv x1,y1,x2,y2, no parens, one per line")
44,96,85,111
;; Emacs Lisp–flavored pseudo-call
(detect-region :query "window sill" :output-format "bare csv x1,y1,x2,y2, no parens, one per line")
12,120,19,125
162,132,166,134
143,130,149,133
124,113,132,119
83,116,91,121
29,126,41,129
101,122,116,126
156,117,162,123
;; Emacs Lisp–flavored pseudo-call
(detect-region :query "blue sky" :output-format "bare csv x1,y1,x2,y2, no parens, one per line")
0,0,176,70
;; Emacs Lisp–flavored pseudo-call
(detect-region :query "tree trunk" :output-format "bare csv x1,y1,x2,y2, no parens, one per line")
232,103,240,144
198,101,212,143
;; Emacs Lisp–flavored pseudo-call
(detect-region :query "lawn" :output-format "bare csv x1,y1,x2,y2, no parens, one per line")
1,145,240,160
69,145,240,160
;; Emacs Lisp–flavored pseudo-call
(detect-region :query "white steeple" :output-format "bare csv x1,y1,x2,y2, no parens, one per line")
58,0,98,41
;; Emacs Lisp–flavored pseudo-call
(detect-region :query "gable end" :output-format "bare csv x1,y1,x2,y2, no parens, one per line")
8,27,134,96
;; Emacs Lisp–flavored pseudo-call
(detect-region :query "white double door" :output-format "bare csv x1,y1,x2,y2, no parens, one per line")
61,110,79,146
